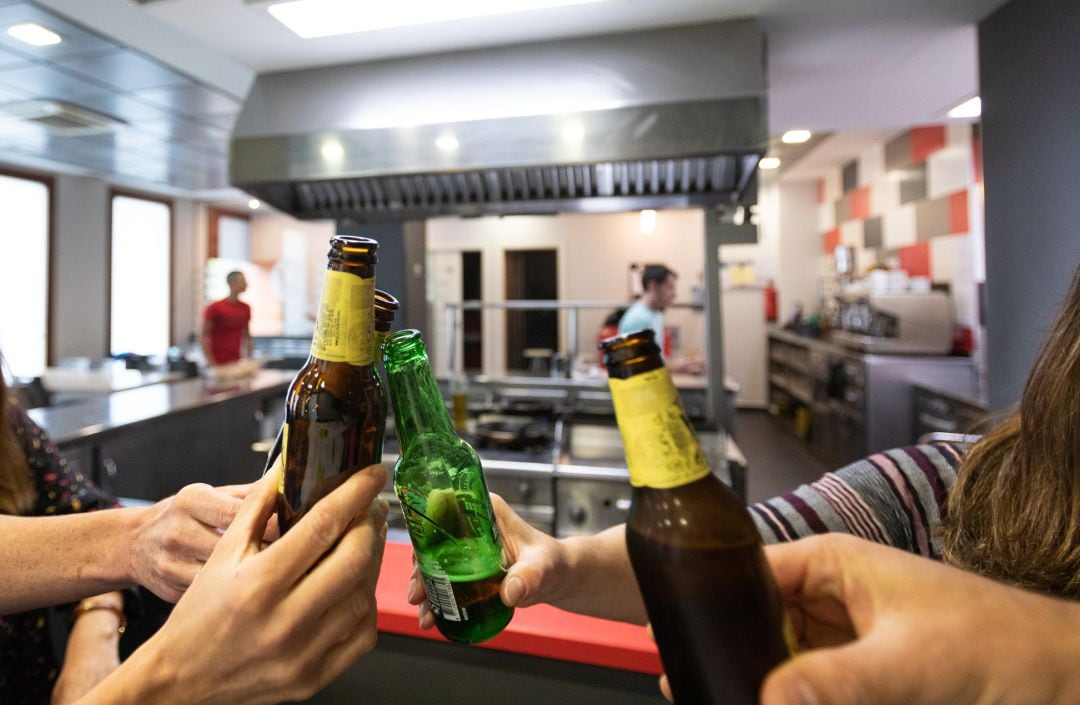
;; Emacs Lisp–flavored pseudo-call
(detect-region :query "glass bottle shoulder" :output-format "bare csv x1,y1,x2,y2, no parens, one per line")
630,473,759,547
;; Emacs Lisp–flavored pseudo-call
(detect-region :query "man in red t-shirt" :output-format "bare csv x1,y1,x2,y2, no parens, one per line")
200,271,252,366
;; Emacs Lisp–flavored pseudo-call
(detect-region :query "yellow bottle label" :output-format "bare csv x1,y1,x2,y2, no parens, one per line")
372,328,388,360
311,270,375,365
608,367,711,489
277,423,289,495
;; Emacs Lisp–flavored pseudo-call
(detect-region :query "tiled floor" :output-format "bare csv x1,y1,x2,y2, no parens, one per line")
734,409,830,504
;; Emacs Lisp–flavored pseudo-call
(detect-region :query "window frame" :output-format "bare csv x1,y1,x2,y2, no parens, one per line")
207,206,251,260
107,187,175,356
0,164,55,370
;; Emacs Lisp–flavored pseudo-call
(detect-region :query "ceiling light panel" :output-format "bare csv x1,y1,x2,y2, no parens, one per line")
267,0,607,39
6,23,61,46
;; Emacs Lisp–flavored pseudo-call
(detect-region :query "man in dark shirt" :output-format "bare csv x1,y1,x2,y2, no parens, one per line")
200,271,252,366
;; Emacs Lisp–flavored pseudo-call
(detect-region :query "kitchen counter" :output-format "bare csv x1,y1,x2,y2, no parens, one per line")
376,535,661,674
27,369,293,445
42,366,185,395
28,370,293,500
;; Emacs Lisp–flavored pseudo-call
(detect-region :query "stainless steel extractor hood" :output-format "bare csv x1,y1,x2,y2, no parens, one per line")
230,21,767,221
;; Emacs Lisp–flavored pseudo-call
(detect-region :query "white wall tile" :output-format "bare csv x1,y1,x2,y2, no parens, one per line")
822,168,843,203
927,147,973,199
870,178,901,216
840,219,863,248
883,203,917,248
858,143,886,186
930,235,957,283
946,123,973,149
818,202,836,232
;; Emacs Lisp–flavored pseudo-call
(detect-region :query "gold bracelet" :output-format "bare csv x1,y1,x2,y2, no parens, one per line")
72,599,127,635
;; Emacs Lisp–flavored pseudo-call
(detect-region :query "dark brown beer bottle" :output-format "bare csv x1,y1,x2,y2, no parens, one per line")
264,288,399,477
276,236,386,533
600,329,790,705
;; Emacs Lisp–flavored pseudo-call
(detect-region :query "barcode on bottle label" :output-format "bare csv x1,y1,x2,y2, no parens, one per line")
423,574,461,622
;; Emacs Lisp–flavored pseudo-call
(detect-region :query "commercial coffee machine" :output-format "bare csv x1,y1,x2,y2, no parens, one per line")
831,292,954,355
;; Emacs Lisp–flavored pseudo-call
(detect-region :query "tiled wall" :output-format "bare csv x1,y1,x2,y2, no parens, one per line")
817,123,984,331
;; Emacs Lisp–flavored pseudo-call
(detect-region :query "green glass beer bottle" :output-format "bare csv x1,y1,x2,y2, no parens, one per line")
383,329,513,644
276,236,386,533
600,328,790,705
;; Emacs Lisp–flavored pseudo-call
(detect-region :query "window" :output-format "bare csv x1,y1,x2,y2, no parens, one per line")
110,194,172,356
0,172,50,378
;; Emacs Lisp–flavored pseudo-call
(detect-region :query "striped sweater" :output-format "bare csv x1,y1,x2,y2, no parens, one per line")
750,443,965,559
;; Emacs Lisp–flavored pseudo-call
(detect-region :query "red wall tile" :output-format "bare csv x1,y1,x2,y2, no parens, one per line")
949,190,969,234
899,242,931,277
850,186,871,220
824,227,840,254
911,126,947,163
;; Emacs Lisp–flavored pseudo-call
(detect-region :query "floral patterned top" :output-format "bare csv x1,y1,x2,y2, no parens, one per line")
1,405,117,705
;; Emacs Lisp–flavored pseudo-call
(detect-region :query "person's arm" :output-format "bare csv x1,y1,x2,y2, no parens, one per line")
0,482,257,612
757,534,1080,705
408,495,646,625
243,305,253,359
200,306,217,366
750,442,962,556
51,591,125,705
74,462,388,705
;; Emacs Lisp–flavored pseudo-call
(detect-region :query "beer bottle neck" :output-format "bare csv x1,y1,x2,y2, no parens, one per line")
608,365,711,489
385,347,455,449
310,267,376,366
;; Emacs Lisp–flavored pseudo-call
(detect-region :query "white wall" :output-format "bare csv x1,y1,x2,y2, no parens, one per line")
427,210,708,377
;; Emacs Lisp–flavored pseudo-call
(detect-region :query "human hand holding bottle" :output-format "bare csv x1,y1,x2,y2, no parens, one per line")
759,534,1080,705
77,460,389,705
407,494,646,626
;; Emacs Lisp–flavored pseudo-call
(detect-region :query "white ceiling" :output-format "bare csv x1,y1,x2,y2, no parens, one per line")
25,0,1007,192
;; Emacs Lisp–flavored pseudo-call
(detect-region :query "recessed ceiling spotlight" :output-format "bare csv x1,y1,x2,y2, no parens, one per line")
320,139,345,162
7,23,62,46
781,129,812,144
435,134,460,151
639,209,657,236
758,157,781,170
248,198,261,210
947,96,981,119
561,123,585,144
267,0,607,39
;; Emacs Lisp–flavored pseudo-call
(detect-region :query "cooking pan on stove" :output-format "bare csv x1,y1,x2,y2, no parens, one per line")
474,416,553,450
500,399,556,417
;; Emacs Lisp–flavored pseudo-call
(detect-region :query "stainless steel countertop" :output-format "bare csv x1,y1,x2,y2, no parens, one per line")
27,370,294,445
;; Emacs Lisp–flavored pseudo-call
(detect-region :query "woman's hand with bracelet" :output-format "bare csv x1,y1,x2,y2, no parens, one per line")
51,591,125,705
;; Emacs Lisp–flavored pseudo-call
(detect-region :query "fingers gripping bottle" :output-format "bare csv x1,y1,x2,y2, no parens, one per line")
600,328,790,705
383,329,513,644
276,236,386,533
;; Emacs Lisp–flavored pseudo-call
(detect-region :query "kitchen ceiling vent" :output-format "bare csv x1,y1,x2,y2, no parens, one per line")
0,100,127,136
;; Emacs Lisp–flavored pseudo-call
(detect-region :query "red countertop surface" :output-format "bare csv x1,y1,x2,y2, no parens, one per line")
375,540,662,675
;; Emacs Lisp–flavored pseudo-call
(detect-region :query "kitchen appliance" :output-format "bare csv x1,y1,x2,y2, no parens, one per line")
832,292,954,355
229,21,766,221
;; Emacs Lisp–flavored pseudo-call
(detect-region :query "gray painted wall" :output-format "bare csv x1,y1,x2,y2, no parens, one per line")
979,0,1080,410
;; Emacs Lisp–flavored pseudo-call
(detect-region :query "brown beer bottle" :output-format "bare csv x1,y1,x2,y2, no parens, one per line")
276,236,386,533
600,329,789,705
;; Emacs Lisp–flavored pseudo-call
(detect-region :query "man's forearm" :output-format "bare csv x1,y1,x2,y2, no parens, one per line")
0,509,143,613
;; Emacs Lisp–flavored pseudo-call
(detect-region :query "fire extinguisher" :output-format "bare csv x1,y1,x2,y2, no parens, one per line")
764,280,778,322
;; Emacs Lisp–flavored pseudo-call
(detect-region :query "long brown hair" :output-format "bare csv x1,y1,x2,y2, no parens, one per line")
0,356,36,515
941,260,1080,598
